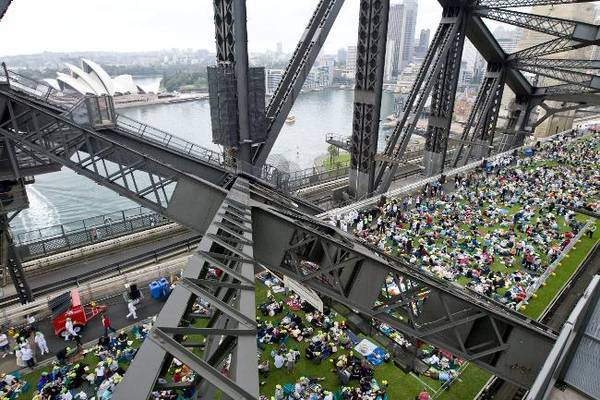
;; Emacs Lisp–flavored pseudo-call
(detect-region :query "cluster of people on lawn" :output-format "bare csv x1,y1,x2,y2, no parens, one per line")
0,319,152,400
333,133,598,310
257,284,464,400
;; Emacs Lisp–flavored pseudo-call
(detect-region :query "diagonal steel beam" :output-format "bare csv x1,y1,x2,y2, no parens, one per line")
253,0,345,167
149,328,256,400
0,0,11,21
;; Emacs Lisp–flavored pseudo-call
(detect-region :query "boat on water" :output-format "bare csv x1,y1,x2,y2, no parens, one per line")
285,115,296,124
385,114,397,121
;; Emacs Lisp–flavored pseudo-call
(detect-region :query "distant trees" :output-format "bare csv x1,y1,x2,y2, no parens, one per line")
160,72,207,92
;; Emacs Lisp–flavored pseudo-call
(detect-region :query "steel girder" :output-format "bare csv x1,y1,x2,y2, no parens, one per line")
251,202,557,388
423,9,467,176
475,8,600,39
514,64,600,90
452,65,506,167
0,89,229,234
511,59,600,70
533,102,592,128
0,0,11,21
478,0,598,7
115,179,258,400
349,0,389,197
373,9,464,193
253,0,345,167
510,38,590,60
211,0,253,163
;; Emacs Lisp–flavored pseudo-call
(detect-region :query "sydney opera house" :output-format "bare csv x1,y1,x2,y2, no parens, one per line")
44,58,143,96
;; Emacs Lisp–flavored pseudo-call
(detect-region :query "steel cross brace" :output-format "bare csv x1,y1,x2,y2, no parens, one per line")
513,64,600,90
115,178,258,400
511,59,600,70
474,7,599,39
374,8,464,193
452,66,504,167
251,203,557,388
423,7,467,176
253,0,345,166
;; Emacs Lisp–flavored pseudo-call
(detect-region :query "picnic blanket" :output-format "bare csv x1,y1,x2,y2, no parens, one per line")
285,297,302,311
367,347,387,366
354,338,378,357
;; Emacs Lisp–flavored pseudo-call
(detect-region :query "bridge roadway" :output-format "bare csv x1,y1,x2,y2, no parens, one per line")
0,229,199,309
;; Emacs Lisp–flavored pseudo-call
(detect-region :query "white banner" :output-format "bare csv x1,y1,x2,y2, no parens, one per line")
283,276,324,312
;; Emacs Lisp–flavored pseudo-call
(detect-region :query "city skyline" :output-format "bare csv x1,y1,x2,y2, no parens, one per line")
0,0,443,57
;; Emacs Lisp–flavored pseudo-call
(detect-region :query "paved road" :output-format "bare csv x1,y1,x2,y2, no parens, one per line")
26,230,198,291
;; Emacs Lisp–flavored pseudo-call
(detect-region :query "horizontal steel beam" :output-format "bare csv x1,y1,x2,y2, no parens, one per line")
478,0,598,7
512,59,600,70
251,201,557,388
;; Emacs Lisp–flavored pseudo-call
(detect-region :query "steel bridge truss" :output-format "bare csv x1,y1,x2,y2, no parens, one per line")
374,7,466,192
368,0,600,195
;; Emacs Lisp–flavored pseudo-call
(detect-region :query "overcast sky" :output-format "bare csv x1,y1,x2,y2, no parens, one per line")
0,0,444,56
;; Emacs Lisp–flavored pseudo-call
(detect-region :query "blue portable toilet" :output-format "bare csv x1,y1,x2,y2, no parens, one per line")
524,148,534,157
149,281,162,300
158,277,171,297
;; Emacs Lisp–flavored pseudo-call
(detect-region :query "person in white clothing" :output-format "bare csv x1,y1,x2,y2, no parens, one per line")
20,345,34,367
126,301,137,319
34,331,49,355
64,318,79,341
0,332,9,358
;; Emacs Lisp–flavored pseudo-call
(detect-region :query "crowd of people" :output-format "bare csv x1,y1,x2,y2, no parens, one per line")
0,318,153,400
333,133,598,310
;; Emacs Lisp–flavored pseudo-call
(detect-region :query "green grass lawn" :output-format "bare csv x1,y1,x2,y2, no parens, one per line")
322,151,350,171
522,218,600,318
19,333,142,399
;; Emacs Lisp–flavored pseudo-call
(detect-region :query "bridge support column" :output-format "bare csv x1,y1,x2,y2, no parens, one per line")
423,9,467,176
349,0,389,198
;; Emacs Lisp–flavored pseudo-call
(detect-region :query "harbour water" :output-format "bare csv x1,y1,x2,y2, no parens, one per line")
11,89,398,233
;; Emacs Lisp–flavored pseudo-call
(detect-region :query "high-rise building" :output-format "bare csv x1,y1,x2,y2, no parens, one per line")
337,47,347,66
383,0,418,81
414,28,430,58
276,42,283,54
399,0,418,71
418,29,430,49
347,45,357,73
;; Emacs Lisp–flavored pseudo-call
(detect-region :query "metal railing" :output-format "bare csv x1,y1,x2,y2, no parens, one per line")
1,65,83,110
14,206,170,261
115,114,225,166
324,127,588,218
516,220,594,310
287,159,352,190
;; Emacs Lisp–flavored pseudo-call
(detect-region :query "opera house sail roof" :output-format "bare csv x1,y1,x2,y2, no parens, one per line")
44,59,140,96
